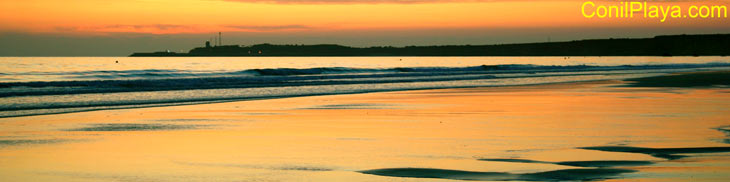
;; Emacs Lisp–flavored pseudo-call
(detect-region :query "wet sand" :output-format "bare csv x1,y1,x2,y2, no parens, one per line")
1,72,729,181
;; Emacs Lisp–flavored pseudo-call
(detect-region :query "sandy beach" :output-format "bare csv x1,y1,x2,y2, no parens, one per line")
3,0,730,180
1,72,729,182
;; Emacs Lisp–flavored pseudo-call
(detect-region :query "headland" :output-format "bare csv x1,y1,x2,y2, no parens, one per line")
130,33,730,57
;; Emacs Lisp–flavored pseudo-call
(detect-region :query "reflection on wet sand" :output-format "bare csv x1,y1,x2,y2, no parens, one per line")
0,139,70,147
177,161,334,171
65,123,206,131
1,72,729,182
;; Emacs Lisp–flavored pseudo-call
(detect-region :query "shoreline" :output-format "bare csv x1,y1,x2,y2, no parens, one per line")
1,71,729,181
1,80,616,119
2,70,728,119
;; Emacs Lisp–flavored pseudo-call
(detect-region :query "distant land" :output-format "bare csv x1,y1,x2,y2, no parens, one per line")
130,34,730,57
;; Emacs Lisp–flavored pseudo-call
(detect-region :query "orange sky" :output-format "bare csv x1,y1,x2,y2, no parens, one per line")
0,0,728,56
1,0,727,35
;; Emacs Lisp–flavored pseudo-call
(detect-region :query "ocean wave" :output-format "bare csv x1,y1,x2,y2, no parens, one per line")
4,63,729,86
1,63,728,98
4,62,728,82
1,63,729,118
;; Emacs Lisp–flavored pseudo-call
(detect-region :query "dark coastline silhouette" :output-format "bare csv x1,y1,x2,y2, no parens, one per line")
130,34,730,57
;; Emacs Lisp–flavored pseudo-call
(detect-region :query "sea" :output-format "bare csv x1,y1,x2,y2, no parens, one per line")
1,56,729,118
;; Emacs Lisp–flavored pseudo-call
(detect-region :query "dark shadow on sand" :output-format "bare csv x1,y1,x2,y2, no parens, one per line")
64,123,203,131
716,126,730,144
478,158,548,164
623,71,730,88
556,161,653,168
0,139,69,147
359,168,636,181
478,158,654,168
580,146,730,160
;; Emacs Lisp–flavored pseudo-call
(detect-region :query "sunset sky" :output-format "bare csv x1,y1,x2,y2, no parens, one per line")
1,0,728,56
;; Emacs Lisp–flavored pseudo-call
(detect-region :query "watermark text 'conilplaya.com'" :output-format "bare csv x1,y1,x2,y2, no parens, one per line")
582,1,727,22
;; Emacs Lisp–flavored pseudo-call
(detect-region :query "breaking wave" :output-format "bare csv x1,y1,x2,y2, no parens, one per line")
1,63,729,118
